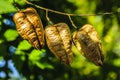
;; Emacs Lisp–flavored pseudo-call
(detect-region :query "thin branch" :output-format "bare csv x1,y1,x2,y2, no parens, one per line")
23,0,113,16
68,15,77,29
46,9,50,22
23,0,115,29
13,0,20,11
45,9,53,25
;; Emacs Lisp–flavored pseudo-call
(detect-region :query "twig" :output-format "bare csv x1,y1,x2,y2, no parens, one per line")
45,9,53,25
13,0,20,11
46,9,50,22
68,15,77,29
23,0,113,16
23,0,114,29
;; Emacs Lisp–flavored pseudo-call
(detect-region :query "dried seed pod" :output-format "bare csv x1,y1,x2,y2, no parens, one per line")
45,23,73,65
13,7,44,49
72,24,104,66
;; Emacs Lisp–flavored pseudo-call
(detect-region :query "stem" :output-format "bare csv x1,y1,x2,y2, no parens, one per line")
23,0,114,29
68,15,77,29
13,0,20,11
46,9,50,22
23,0,113,16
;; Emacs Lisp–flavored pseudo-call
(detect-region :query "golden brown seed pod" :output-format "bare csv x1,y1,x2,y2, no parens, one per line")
45,23,73,65
72,24,104,66
13,7,44,49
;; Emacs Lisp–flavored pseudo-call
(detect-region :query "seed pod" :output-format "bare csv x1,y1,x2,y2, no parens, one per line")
45,23,73,65
72,24,104,66
13,7,44,49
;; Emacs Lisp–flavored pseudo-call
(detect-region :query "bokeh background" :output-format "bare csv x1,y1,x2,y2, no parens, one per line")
0,0,120,80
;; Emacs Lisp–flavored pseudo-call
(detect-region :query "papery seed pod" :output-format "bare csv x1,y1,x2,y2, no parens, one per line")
13,7,44,49
45,23,73,65
72,24,104,66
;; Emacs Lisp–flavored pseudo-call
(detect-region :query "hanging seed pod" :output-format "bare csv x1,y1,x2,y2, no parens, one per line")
13,7,44,49
72,24,104,66
45,23,73,65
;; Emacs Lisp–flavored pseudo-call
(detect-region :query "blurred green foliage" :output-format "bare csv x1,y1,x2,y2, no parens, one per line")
4,29,18,41
0,0,120,80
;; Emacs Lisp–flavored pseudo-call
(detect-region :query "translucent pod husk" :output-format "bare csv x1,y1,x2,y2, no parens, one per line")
13,7,44,49
45,23,73,65
72,24,104,66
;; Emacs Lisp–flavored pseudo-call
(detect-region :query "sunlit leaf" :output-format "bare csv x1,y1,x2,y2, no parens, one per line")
36,62,54,69
106,71,117,80
0,39,4,44
4,29,18,41
113,58,120,67
0,0,16,14
42,63,54,69
17,40,32,50
15,50,25,55
103,17,119,52
0,57,4,60
29,49,53,69
29,49,42,62
36,62,45,69
8,0,26,6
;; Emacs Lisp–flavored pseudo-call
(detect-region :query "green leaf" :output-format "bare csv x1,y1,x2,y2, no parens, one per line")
36,62,45,69
15,50,25,55
29,49,54,69
0,0,16,14
18,40,32,50
36,62,54,69
42,63,54,69
113,58,120,67
8,0,26,6
0,56,4,60
4,29,18,41
29,49,42,62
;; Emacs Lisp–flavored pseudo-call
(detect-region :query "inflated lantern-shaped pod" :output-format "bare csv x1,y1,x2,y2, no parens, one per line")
13,7,44,49
45,23,73,65
72,24,104,66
